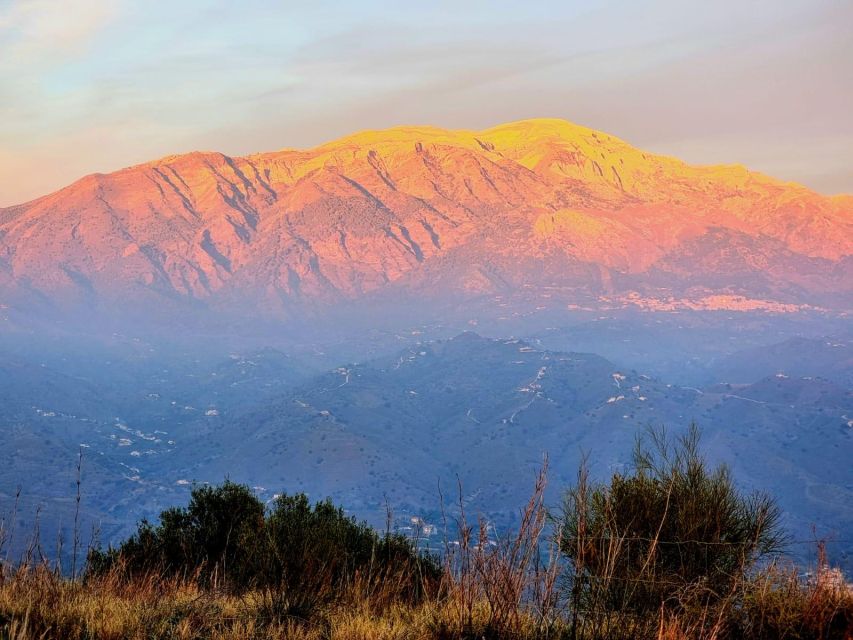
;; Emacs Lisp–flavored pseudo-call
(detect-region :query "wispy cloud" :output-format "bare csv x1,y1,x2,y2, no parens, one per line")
0,0,117,57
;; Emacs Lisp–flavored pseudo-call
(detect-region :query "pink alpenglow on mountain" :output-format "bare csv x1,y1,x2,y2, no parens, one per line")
1,119,850,316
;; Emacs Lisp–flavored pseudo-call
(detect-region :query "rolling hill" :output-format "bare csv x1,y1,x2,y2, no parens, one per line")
166,334,853,567
1,333,849,569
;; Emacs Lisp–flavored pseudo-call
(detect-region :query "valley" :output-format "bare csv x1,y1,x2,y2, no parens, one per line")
1,315,850,572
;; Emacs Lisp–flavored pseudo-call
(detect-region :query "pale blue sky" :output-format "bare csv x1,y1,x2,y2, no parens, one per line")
1,0,851,205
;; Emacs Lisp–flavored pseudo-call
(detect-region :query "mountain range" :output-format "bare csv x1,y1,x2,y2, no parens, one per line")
1,118,851,321
1,118,852,574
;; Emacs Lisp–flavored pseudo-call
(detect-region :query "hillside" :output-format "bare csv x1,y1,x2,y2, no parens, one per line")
1,332,850,571
708,336,853,386
147,334,853,567
1,119,851,319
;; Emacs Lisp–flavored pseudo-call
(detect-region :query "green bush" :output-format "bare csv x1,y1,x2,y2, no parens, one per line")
88,481,439,602
559,424,785,619
263,493,438,601
87,480,265,587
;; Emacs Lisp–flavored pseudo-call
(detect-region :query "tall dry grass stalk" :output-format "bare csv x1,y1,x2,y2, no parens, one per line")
438,458,565,639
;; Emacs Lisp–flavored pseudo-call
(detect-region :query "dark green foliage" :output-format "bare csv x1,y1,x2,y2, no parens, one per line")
559,424,785,618
88,480,439,602
264,494,434,599
88,481,265,587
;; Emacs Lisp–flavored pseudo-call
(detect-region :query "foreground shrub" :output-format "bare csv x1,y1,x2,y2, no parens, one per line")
558,424,786,637
89,481,265,587
89,481,439,608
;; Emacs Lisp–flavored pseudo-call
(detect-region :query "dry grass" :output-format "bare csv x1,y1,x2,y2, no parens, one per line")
1,453,851,639
2,559,850,640
0,564,560,640
736,544,853,640
437,459,564,639
0,463,566,640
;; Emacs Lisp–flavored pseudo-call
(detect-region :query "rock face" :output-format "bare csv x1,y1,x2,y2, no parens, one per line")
1,118,851,315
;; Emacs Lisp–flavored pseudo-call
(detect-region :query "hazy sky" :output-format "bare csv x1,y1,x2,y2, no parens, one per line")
1,0,851,206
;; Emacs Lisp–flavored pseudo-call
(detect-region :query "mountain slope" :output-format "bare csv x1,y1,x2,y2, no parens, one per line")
1,333,849,569
1,119,851,316
173,333,853,568
708,336,853,386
